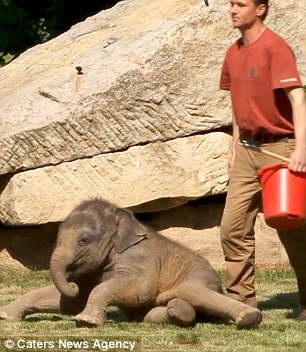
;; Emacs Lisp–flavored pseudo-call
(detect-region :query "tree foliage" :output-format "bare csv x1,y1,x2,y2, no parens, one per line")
0,0,120,66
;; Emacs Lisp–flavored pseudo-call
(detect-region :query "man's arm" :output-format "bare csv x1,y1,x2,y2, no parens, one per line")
284,86,306,173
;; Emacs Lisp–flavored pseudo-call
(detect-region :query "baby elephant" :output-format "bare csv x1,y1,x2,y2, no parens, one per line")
0,198,262,328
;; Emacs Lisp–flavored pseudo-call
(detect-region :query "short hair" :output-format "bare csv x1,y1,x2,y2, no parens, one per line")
253,0,269,20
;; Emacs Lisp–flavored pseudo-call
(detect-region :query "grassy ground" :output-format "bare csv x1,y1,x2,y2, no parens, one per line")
0,266,305,352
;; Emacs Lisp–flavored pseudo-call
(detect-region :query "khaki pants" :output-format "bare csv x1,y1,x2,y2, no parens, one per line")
220,138,306,308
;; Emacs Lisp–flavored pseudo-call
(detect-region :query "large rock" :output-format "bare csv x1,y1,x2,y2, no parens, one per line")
0,0,305,230
0,132,230,225
0,0,233,175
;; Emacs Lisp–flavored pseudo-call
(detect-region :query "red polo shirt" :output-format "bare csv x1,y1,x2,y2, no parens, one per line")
220,28,303,137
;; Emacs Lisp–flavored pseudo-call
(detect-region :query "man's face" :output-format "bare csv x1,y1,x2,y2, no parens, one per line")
229,0,263,30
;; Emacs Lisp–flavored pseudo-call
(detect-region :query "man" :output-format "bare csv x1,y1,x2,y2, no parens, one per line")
219,0,306,320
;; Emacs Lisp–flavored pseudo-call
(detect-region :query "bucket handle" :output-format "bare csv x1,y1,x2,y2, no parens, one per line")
239,140,290,163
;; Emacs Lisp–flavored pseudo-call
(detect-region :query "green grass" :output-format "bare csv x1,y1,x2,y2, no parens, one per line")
0,266,305,352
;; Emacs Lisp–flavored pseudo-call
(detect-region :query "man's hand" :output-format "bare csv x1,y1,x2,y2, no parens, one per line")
227,146,236,177
289,147,306,173
284,87,306,173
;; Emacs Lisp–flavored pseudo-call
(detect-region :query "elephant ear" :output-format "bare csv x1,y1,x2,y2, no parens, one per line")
113,208,147,253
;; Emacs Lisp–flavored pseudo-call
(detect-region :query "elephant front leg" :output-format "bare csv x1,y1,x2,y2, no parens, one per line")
75,304,107,327
75,278,147,327
0,285,62,321
75,281,115,327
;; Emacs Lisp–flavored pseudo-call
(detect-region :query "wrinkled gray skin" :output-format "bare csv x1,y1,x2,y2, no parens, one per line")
0,199,262,328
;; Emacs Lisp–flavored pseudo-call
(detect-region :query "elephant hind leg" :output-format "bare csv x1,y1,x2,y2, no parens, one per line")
143,298,196,326
174,283,262,328
0,284,89,322
0,285,62,321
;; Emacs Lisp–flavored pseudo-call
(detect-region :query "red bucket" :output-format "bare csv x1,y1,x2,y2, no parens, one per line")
258,164,306,230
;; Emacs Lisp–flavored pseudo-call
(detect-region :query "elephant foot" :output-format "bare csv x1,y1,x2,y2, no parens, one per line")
167,298,196,326
235,307,262,329
143,307,171,324
75,313,104,327
143,299,196,326
0,304,25,322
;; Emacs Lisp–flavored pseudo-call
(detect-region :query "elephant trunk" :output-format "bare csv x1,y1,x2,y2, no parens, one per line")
50,249,79,297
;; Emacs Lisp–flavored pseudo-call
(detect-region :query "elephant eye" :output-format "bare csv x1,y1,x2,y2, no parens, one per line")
78,234,90,247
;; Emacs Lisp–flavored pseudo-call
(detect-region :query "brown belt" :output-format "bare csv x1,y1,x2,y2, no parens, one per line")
239,133,294,144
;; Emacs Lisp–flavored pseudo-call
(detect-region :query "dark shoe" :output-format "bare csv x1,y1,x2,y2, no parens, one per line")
296,309,306,321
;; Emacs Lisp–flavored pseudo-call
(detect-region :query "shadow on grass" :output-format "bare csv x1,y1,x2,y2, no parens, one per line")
23,294,303,325
259,291,302,318
24,307,129,324
25,315,69,322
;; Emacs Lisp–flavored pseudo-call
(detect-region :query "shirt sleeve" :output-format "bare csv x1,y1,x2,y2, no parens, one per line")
219,57,231,90
270,46,302,89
